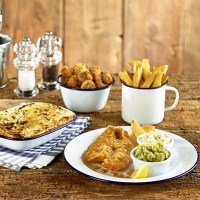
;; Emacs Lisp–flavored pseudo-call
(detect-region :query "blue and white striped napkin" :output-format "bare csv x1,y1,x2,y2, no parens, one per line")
0,116,91,171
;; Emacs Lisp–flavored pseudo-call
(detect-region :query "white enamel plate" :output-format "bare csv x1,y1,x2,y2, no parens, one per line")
63,127,199,184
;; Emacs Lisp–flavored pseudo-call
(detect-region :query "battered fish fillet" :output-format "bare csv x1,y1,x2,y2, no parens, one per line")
83,125,135,171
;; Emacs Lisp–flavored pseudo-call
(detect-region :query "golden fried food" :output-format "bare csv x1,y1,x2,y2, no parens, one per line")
81,80,96,89
93,74,106,88
93,73,102,83
119,59,169,88
118,70,133,86
89,66,101,75
102,72,113,84
141,70,158,88
141,59,151,81
161,74,169,85
83,125,135,171
141,124,155,133
61,63,113,89
133,67,142,87
96,81,106,88
73,63,89,75
152,70,163,88
128,59,142,70
78,71,93,82
67,75,80,88
61,65,74,77
61,76,69,85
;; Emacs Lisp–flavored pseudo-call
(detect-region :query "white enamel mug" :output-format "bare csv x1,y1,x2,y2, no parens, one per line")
122,83,179,124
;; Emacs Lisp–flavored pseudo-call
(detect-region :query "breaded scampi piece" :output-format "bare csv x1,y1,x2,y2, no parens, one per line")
102,72,113,84
61,65,74,77
92,74,106,88
61,76,69,85
67,75,80,88
93,73,102,83
73,63,89,75
96,81,106,88
78,71,93,83
81,80,96,89
83,125,135,171
89,66,101,75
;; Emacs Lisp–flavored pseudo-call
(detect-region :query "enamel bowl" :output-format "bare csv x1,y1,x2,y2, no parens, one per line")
57,75,114,113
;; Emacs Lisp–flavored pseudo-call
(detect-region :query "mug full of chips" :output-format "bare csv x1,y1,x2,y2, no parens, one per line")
119,59,179,125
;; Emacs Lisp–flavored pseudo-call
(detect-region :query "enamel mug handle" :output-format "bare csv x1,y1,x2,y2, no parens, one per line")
165,86,179,112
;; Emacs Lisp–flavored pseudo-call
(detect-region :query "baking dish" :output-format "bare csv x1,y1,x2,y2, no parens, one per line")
0,102,76,151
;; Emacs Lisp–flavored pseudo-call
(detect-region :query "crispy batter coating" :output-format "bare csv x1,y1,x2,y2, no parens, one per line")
81,80,96,89
61,76,69,85
89,66,101,75
73,63,89,75
96,81,106,88
102,72,113,84
78,71,93,83
83,125,135,171
92,74,106,88
61,65,74,77
60,64,113,89
67,75,80,88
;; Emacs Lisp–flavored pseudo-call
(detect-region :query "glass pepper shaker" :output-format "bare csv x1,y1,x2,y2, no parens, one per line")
14,37,39,97
37,31,62,90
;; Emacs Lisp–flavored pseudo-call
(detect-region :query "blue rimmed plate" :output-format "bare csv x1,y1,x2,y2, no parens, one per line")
63,126,199,184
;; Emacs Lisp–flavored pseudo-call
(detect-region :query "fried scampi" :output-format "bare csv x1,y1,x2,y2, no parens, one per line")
83,126,136,171
61,63,113,89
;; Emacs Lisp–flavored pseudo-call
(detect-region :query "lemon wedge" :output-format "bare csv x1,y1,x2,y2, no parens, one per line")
131,165,148,179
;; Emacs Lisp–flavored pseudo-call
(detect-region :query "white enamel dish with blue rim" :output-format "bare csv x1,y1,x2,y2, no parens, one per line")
0,103,76,151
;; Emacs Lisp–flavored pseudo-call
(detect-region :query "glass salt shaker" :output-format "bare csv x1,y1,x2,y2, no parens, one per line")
37,31,62,90
14,37,39,97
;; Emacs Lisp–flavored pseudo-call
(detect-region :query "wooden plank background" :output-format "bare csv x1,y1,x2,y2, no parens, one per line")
1,0,200,78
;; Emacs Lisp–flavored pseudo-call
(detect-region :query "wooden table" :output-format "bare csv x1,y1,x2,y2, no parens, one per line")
0,74,199,200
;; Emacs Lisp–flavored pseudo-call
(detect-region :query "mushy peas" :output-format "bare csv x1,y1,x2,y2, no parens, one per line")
133,143,170,162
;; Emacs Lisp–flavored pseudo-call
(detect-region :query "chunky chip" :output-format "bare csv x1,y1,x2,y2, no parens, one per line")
119,70,133,86
119,59,169,88
133,67,142,87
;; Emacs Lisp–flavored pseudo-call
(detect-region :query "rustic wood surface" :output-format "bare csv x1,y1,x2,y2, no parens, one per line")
0,74,199,200
124,0,182,74
64,0,122,72
1,0,200,76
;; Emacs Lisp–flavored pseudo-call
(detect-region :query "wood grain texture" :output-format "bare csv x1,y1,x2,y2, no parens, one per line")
123,0,182,74
0,74,199,200
63,0,122,72
183,0,200,74
1,0,63,78
1,0,200,80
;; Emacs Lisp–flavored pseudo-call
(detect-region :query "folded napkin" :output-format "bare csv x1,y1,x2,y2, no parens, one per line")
0,116,91,171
